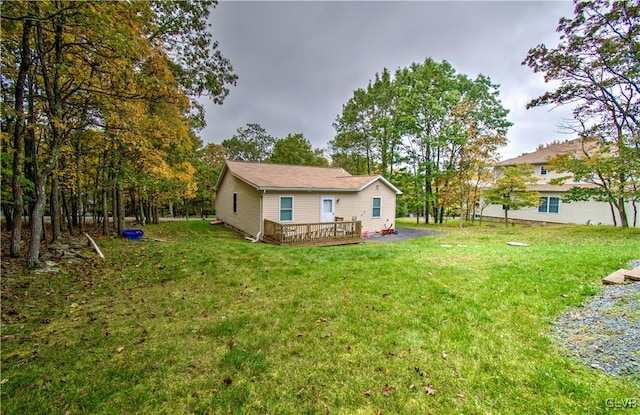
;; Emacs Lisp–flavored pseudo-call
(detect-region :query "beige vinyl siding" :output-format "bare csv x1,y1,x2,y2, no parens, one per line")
261,179,397,234
342,180,397,233
263,192,323,224
216,173,262,237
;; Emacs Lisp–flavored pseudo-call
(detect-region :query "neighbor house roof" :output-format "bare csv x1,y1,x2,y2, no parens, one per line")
528,183,599,192
497,138,601,166
216,160,402,194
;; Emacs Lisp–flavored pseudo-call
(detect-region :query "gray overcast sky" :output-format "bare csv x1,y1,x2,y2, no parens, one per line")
198,0,577,161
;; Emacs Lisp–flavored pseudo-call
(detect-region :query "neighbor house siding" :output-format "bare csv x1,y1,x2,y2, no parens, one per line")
482,191,635,226
216,173,262,237
495,164,581,185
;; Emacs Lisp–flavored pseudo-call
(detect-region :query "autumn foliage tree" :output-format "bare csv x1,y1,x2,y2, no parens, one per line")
330,58,511,223
482,164,541,228
1,0,236,266
523,0,639,228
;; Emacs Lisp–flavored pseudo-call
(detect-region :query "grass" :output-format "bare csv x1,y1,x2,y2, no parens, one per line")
1,219,639,414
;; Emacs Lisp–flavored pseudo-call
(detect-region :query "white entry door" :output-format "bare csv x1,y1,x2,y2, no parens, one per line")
320,196,335,222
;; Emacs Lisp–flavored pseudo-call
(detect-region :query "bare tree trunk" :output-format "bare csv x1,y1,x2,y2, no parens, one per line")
504,207,509,228
112,184,118,233
152,202,159,224
102,186,109,236
75,140,84,233
617,195,629,228
50,171,62,241
28,3,65,268
608,201,618,227
116,181,125,235
27,173,47,268
9,18,33,257
62,189,74,236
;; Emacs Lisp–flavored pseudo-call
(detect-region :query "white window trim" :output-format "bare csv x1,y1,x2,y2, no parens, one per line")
538,196,560,214
372,196,382,218
279,196,294,222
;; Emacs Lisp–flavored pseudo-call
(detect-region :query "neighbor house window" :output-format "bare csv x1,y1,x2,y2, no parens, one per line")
233,193,238,213
372,197,382,218
280,196,293,222
538,196,559,213
540,166,548,175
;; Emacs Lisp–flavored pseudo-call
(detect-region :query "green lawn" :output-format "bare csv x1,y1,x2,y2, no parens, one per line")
2,219,639,414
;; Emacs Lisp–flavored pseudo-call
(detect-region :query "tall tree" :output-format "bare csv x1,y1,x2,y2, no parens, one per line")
523,0,639,228
222,123,275,162
269,133,328,166
1,1,236,266
331,88,377,174
483,164,541,228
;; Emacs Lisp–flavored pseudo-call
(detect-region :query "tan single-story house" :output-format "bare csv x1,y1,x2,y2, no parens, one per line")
482,138,637,226
214,160,402,244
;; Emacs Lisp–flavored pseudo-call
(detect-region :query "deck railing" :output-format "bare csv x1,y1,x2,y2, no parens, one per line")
263,219,362,246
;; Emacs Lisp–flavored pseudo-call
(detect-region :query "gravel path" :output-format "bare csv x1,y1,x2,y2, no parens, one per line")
552,259,640,380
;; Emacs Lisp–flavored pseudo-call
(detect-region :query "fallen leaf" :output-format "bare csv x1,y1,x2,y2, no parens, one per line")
364,390,372,396
317,317,328,323
116,346,125,353
382,384,395,395
425,385,437,395
414,366,425,377
228,339,236,348
441,351,448,359
0,379,7,385
223,377,232,385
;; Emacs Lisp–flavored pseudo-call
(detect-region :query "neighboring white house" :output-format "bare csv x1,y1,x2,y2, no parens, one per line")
482,138,637,226
214,160,402,243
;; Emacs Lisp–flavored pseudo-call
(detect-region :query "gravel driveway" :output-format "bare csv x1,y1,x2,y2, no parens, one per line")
552,259,640,380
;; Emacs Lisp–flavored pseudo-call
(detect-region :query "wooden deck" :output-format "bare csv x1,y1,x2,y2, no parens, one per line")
263,219,362,246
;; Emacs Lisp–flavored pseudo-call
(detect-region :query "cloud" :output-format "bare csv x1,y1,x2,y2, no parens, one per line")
199,0,577,160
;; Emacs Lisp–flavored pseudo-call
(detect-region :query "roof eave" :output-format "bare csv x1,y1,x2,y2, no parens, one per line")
358,176,403,194
257,187,361,192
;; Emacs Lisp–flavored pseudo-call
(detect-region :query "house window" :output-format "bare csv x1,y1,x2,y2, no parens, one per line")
233,193,238,213
372,197,382,218
538,196,559,213
280,196,293,222
540,166,548,175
